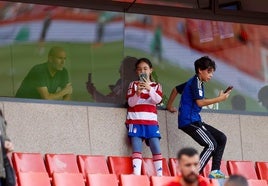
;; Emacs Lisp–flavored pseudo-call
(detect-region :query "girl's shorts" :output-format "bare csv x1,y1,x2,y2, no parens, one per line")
127,124,161,139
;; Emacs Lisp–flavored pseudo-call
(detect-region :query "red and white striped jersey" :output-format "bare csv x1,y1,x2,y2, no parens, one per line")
125,81,162,125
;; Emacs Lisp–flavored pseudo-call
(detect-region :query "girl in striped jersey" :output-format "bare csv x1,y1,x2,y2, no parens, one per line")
125,58,163,176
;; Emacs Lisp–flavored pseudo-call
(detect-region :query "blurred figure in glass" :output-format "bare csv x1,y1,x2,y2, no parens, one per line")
87,56,137,106
15,46,72,100
231,95,246,111
258,85,268,110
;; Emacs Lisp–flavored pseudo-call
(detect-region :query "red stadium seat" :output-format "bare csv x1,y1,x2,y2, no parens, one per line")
247,179,268,186
150,175,176,186
141,157,171,176
12,152,47,173
77,155,109,178
120,174,150,186
107,156,133,178
45,153,80,177
227,160,258,179
169,158,180,176
87,173,118,186
52,172,84,186
18,172,51,186
202,160,229,177
255,161,268,181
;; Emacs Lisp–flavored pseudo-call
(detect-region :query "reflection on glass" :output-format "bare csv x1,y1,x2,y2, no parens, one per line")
0,1,124,102
86,56,138,105
1,1,268,112
231,94,246,111
258,85,268,110
124,13,268,112
15,46,72,100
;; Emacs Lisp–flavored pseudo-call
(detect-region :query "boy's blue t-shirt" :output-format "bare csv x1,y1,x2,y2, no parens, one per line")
178,75,204,128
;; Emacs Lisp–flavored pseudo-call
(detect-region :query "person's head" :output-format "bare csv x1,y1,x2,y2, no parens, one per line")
135,58,153,81
258,85,268,110
177,147,199,184
231,95,246,111
120,56,138,80
194,56,216,82
224,174,248,186
47,46,66,71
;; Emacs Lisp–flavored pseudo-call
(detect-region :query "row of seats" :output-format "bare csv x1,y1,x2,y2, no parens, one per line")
201,159,268,181
18,172,171,186
15,172,268,186
11,152,268,185
12,153,172,178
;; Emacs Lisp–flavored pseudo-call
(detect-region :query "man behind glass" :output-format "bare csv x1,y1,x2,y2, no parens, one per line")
15,46,72,100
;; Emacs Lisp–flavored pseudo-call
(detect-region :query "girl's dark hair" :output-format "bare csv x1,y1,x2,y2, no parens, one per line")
135,58,153,69
194,56,216,74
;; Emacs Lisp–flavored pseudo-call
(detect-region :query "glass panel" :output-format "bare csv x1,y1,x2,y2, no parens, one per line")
124,12,268,112
1,1,268,112
0,1,124,102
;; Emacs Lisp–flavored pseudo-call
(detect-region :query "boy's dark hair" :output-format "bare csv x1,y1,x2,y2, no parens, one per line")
225,174,248,186
177,147,199,160
194,56,216,74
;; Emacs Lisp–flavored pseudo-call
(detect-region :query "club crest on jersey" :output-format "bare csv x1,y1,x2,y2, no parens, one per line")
127,89,132,95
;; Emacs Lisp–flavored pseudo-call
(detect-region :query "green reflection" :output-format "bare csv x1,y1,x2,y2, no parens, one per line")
15,46,71,100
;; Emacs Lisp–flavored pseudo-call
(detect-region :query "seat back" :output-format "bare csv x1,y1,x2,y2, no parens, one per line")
141,157,171,176
77,155,109,178
255,161,268,181
87,173,118,186
52,172,84,186
247,179,268,186
120,174,150,186
169,158,180,176
107,156,133,178
18,172,51,186
45,153,80,177
12,152,47,173
202,160,229,177
150,176,176,186
227,160,258,179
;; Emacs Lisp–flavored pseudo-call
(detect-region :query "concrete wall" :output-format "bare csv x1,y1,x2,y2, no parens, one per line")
1,100,268,162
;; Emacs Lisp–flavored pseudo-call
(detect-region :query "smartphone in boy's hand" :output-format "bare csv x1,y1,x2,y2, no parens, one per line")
224,86,233,93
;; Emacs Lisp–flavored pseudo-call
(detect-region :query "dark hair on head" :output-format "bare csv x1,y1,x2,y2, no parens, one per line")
177,147,198,160
258,85,268,110
135,57,153,69
225,174,248,186
194,56,216,74
258,85,268,102
231,95,246,111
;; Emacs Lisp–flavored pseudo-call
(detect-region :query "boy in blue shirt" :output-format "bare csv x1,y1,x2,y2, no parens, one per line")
166,56,232,178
